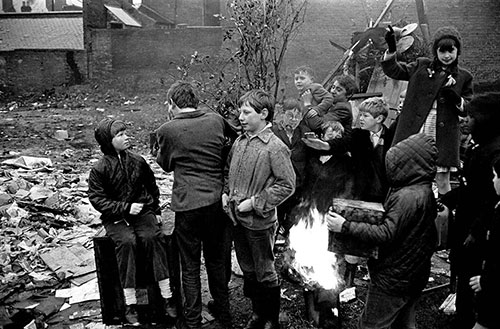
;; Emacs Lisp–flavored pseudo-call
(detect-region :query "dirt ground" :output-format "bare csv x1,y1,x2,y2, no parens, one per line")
0,85,456,328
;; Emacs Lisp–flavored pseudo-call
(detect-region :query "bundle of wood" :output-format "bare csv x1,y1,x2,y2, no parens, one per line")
330,199,385,224
328,198,385,259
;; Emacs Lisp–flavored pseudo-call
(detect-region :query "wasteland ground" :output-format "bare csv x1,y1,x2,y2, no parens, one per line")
0,85,456,328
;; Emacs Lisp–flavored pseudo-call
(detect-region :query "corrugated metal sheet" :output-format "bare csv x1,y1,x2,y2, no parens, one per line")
0,15,83,51
104,5,141,28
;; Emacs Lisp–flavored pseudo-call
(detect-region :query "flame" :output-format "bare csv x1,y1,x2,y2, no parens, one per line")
288,206,342,290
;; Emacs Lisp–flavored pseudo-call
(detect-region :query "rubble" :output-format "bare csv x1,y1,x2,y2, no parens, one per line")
0,152,175,328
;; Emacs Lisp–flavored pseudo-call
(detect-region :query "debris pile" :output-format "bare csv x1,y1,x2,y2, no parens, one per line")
0,154,173,329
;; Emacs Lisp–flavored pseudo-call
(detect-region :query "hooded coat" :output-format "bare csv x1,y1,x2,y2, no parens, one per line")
88,119,160,223
341,133,438,296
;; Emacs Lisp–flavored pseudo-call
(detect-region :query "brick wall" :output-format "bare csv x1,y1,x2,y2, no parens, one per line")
2,49,86,93
283,0,500,94
82,0,499,94
87,26,222,84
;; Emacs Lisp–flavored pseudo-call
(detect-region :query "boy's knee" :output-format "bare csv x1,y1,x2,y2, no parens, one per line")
120,234,137,248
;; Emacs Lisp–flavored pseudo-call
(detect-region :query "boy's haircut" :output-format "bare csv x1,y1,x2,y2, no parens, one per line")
321,120,344,136
282,98,301,112
359,97,389,120
332,74,359,97
294,65,315,79
167,80,199,109
238,89,275,122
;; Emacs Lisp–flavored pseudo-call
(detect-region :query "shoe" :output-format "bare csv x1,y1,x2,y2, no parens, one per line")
124,304,140,326
244,313,266,329
165,297,177,318
207,300,232,328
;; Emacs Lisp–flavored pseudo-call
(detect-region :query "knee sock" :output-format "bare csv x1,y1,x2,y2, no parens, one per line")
158,278,172,299
123,288,137,305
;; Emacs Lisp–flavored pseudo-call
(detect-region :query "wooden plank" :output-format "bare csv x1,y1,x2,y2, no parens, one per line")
373,0,396,27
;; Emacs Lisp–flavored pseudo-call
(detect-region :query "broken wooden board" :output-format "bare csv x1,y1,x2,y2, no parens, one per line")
40,244,95,279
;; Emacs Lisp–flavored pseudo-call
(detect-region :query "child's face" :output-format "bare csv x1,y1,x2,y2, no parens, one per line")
331,81,348,103
322,127,341,141
493,168,500,196
112,130,130,152
459,116,471,135
359,111,382,132
398,90,406,112
239,102,268,135
437,46,458,66
294,71,313,92
282,108,302,131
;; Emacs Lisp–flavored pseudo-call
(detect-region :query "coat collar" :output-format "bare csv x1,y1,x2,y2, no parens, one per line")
240,123,273,144
173,109,205,120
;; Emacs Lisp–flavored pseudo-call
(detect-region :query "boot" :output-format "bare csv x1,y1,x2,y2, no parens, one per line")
244,281,266,329
263,285,281,329
344,262,357,287
124,304,140,326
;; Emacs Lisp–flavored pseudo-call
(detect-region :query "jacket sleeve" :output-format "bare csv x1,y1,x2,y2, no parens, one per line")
156,128,174,173
342,192,403,244
88,167,130,221
381,53,420,81
141,159,161,214
325,126,352,155
252,147,296,217
311,86,334,116
223,143,235,195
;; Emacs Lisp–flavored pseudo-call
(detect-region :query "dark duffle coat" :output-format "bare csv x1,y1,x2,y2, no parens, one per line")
381,56,473,167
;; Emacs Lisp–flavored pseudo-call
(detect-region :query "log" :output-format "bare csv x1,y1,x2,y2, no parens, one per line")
328,198,385,259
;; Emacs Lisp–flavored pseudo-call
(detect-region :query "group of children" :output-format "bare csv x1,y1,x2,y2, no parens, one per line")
86,24,499,329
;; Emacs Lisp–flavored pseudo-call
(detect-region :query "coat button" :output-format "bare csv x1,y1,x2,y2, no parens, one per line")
438,122,445,127
438,97,446,104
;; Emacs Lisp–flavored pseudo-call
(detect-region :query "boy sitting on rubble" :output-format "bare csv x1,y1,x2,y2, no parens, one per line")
88,118,176,326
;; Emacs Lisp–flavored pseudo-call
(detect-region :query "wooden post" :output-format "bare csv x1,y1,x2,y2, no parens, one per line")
415,0,431,43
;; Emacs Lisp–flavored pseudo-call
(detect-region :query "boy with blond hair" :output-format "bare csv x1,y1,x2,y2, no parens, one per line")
351,97,394,203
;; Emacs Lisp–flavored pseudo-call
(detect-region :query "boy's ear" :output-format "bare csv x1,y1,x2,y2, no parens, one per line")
376,115,385,124
261,108,269,120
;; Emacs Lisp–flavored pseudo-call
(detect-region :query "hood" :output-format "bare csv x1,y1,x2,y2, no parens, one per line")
385,133,437,188
432,26,462,57
95,118,117,155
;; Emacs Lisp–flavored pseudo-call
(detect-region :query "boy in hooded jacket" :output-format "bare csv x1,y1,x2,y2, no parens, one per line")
327,133,438,328
88,118,175,326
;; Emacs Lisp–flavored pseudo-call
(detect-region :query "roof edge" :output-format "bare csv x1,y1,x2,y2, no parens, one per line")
0,11,82,19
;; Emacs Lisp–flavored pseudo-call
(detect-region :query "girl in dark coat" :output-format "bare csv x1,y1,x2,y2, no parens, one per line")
381,26,473,196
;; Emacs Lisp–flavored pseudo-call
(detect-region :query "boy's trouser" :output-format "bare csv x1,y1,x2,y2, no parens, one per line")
233,223,278,287
104,211,169,289
358,284,419,329
174,202,231,329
